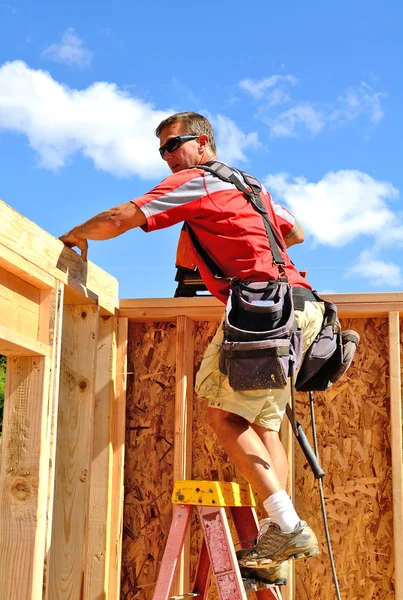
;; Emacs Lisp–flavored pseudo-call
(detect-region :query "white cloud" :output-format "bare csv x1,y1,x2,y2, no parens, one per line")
0,61,260,178
239,74,386,137
239,75,298,99
346,250,402,287
213,114,260,164
265,169,402,287
41,28,92,68
0,60,172,178
331,81,386,125
264,169,400,246
268,104,325,137
0,3,16,14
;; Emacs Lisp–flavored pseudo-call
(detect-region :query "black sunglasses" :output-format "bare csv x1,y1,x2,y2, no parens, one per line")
159,135,198,158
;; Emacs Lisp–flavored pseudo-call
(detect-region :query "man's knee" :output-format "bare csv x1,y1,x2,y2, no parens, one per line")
206,407,248,434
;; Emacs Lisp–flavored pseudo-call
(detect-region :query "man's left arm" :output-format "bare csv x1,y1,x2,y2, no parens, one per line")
284,219,304,248
60,201,146,261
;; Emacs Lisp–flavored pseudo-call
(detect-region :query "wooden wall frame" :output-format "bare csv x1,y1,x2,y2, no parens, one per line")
120,295,403,600
0,200,122,600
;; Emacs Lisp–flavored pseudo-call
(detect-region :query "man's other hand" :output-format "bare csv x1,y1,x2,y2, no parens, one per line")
59,232,89,262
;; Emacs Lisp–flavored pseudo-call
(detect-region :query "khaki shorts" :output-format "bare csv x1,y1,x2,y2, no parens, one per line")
195,300,325,432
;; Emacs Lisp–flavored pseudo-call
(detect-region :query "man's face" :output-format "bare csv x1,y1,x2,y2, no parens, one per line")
159,122,201,173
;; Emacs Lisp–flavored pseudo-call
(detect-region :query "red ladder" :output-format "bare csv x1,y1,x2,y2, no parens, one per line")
152,480,282,600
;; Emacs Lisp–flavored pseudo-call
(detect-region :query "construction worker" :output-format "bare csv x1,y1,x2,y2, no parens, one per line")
60,112,324,585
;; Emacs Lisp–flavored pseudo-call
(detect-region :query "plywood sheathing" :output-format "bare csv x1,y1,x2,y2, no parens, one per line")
190,321,254,600
295,318,394,600
122,321,177,599
122,319,269,600
123,311,400,600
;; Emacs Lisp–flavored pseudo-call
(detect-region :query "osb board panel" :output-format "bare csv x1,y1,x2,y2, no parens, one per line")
122,316,398,600
122,319,257,600
190,320,255,600
294,318,394,600
122,322,177,600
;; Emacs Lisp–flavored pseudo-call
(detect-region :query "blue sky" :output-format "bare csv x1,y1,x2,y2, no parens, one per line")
1,0,402,299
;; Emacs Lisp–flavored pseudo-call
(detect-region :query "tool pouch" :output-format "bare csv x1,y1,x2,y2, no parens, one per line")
219,281,302,391
295,297,360,391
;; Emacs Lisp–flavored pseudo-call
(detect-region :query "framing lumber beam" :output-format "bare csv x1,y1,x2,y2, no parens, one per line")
0,280,64,600
108,317,128,600
0,325,51,357
41,283,65,600
0,200,118,314
172,316,194,596
119,293,403,321
48,304,99,600
0,355,51,600
388,311,403,599
84,314,118,599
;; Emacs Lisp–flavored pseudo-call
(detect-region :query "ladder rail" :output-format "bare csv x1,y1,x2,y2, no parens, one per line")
191,539,210,600
153,504,192,600
198,505,248,600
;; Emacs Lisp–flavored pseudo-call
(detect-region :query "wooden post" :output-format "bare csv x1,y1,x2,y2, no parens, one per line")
40,282,65,600
172,316,194,596
48,304,99,600
0,281,61,600
0,354,51,600
83,314,118,599
108,317,128,600
388,311,403,599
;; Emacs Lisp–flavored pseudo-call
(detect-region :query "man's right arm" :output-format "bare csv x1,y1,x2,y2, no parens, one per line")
60,201,146,261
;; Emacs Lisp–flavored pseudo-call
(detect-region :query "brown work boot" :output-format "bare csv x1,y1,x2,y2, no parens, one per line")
237,520,319,568
240,561,289,586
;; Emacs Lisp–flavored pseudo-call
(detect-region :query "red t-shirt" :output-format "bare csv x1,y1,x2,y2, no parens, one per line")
132,167,312,303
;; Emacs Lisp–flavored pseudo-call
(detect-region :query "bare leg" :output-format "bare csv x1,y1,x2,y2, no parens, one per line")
251,424,288,490
206,407,283,501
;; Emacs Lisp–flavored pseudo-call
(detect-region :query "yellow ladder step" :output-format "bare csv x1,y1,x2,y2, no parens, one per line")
172,480,256,507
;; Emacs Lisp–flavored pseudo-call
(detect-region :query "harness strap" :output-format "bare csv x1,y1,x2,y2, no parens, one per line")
198,161,286,267
184,222,227,279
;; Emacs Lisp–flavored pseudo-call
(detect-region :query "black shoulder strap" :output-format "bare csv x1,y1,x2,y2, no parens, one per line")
197,161,286,266
183,222,226,279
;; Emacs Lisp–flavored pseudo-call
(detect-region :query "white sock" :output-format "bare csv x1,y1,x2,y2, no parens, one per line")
263,490,300,532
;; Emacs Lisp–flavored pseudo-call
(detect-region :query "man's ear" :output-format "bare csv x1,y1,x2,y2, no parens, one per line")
198,133,209,151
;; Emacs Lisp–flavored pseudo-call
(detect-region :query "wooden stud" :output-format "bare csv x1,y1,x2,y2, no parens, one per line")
41,283,65,600
172,316,194,596
84,314,117,599
388,311,403,600
0,355,51,600
48,304,99,600
108,317,128,600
